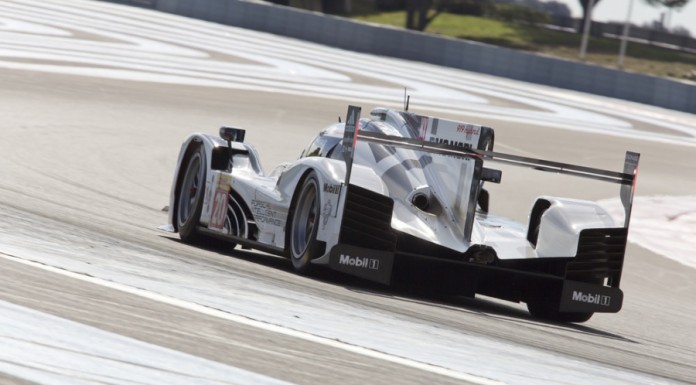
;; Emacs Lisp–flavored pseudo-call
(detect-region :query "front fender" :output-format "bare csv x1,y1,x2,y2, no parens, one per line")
167,133,234,231
168,131,266,231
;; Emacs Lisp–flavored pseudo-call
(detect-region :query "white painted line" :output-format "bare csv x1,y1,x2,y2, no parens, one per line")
0,299,297,385
0,206,681,385
1,0,696,146
599,196,696,269
0,252,504,385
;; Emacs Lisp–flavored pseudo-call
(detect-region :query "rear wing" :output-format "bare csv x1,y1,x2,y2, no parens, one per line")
476,147,640,228
340,105,640,229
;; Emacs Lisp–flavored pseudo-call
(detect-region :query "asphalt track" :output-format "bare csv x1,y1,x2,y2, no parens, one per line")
1,1,696,384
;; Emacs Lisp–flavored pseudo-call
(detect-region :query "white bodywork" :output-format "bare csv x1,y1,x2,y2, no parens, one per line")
535,197,615,258
162,107,640,318
166,133,356,253
165,108,619,263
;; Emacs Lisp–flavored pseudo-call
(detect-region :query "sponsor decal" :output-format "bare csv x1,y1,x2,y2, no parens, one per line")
430,118,439,135
417,116,429,140
457,124,480,141
342,106,360,161
571,291,611,307
342,105,361,185
322,200,332,229
560,281,622,312
251,200,285,227
338,254,380,270
329,245,394,285
323,183,341,195
428,136,473,150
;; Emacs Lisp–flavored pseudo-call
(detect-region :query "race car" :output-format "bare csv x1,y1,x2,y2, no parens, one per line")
162,106,639,323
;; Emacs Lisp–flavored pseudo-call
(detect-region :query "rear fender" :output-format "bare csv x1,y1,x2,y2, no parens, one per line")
276,158,386,262
532,196,615,258
314,162,386,256
278,158,347,253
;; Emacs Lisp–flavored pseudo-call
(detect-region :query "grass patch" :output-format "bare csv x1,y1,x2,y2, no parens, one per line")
354,11,696,80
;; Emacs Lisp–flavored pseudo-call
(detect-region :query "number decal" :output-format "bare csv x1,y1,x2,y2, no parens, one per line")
209,189,228,230
209,173,231,231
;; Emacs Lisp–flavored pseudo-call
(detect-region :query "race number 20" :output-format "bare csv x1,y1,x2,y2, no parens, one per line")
209,174,231,231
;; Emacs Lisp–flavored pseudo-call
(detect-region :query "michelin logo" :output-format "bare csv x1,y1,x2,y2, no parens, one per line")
339,254,380,270
572,291,611,307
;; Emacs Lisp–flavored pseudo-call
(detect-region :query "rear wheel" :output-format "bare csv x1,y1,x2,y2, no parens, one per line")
176,145,206,243
289,172,322,273
527,301,594,323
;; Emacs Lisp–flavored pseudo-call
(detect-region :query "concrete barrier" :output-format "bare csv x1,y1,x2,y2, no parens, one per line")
97,0,696,114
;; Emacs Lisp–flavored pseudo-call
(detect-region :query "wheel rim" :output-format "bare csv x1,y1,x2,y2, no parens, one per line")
292,181,317,259
177,153,203,227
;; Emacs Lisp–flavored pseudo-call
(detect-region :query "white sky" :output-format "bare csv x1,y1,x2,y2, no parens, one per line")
554,0,696,35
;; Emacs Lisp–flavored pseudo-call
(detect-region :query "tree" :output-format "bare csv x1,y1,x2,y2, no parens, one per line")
576,0,602,34
671,25,692,37
405,0,487,31
406,0,445,31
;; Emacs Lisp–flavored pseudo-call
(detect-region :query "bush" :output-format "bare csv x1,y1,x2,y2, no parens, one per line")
374,0,406,11
443,0,488,16
375,0,487,15
487,4,550,25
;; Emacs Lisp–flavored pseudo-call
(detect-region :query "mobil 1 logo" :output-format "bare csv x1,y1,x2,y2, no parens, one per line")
329,244,394,285
338,254,380,270
559,280,623,313
572,291,611,307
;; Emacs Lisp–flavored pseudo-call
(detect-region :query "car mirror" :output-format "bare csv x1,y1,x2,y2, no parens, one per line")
220,126,245,143
482,167,502,184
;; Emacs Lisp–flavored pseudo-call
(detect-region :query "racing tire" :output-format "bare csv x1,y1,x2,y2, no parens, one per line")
176,144,206,243
289,172,322,274
527,302,594,323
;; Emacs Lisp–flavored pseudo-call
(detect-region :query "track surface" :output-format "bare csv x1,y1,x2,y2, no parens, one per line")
1,1,696,384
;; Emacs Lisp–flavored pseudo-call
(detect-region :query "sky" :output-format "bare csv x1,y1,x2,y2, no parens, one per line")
552,0,696,36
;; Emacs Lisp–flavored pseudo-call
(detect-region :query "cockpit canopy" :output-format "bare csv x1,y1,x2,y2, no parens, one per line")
300,108,497,244
300,123,344,160
301,109,495,162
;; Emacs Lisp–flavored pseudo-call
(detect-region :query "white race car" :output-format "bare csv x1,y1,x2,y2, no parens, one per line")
162,106,639,323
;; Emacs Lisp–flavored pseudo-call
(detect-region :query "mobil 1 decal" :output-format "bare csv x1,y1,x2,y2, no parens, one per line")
559,280,622,313
329,244,394,285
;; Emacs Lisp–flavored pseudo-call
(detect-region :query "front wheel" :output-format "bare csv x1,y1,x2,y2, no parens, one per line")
527,301,594,323
176,145,206,243
289,172,322,274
